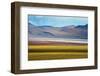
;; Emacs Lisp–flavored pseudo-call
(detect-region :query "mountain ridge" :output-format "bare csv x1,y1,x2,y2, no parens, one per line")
28,22,88,39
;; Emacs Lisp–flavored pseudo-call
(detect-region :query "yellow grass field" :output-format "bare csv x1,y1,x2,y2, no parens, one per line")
29,45,87,51
28,45,88,60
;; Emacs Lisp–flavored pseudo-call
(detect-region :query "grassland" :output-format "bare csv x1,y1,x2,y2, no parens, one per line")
28,41,88,61
29,45,87,52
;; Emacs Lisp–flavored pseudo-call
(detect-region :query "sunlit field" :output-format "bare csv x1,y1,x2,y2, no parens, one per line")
28,43,88,60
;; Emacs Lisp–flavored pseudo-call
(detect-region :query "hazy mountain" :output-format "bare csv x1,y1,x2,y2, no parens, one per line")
28,22,88,39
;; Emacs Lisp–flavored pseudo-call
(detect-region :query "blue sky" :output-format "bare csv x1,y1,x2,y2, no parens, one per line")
28,15,88,27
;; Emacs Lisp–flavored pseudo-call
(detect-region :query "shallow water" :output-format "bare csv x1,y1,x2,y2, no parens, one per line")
29,37,87,43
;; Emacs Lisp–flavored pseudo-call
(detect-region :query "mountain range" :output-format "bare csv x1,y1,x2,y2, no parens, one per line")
28,22,88,39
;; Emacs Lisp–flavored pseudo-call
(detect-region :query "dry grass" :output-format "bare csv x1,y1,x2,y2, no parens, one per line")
28,45,88,60
28,52,87,60
29,45,87,51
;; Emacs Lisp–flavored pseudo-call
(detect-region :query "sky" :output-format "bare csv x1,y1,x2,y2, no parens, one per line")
28,15,88,27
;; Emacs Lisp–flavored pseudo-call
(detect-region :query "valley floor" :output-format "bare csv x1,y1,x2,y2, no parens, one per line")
28,40,88,61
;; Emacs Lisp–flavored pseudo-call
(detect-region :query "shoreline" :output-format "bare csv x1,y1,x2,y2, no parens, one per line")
29,38,88,45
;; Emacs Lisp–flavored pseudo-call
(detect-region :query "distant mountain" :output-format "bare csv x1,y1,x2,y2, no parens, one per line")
28,22,88,39
75,24,88,29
